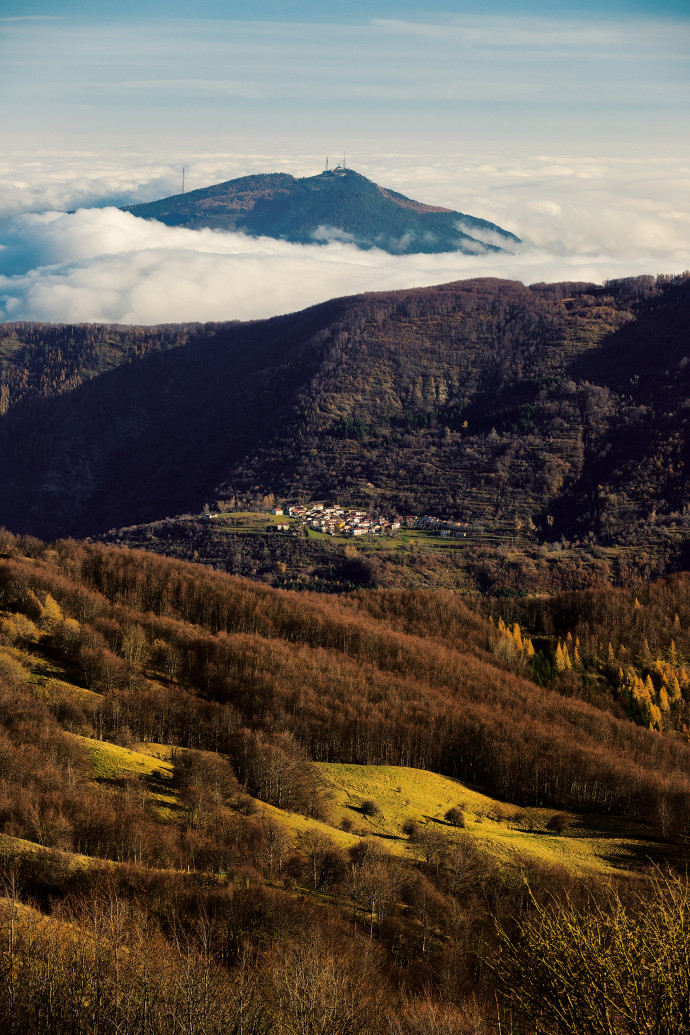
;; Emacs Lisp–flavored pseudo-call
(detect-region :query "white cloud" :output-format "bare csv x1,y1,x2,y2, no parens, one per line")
0,206,685,326
371,16,626,47
0,151,324,221
311,226,360,245
0,149,688,325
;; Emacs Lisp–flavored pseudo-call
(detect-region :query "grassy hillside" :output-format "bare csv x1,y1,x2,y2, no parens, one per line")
0,572,676,880
3,532,690,825
314,763,670,875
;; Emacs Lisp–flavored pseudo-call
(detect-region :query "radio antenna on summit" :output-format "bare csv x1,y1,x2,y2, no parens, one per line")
325,157,329,172
181,167,186,194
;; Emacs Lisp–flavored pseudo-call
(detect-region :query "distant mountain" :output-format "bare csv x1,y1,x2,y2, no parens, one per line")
1,274,690,563
122,167,520,255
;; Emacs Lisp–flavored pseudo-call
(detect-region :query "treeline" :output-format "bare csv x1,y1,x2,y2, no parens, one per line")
0,322,194,413
4,533,690,832
489,571,690,740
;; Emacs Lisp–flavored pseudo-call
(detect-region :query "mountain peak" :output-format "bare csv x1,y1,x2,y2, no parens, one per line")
123,168,520,255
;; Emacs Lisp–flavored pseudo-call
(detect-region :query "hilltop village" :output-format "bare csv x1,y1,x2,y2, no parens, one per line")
266,502,473,539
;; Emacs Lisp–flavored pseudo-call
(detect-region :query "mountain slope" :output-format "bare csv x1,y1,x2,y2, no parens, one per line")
2,533,689,1033
4,533,690,828
123,168,520,254
1,274,689,566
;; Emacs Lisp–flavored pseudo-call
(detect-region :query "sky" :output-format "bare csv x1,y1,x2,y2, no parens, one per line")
0,0,688,324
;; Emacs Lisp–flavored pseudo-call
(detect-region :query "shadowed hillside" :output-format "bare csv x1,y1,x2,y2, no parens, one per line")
1,275,690,571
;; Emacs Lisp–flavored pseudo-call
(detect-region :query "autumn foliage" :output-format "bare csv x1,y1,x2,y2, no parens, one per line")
0,532,690,1030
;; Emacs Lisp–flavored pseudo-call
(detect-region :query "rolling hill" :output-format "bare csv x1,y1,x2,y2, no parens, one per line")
122,167,520,254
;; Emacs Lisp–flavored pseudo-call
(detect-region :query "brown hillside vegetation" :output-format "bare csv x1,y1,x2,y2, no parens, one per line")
488,570,690,740
2,274,690,569
2,532,690,829
1,532,690,1032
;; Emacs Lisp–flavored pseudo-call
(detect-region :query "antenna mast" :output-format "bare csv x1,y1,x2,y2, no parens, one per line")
182,167,186,194
325,156,329,172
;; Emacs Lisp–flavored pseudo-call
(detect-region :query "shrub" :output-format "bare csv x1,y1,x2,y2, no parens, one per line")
546,813,570,835
444,806,465,828
497,869,690,1034
232,793,259,816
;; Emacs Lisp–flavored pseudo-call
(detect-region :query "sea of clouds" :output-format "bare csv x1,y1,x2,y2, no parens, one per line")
0,149,688,325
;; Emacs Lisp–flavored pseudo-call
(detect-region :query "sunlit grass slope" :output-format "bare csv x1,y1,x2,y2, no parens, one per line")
315,763,665,875
70,735,173,782
69,735,179,820
3,611,664,880
63,738,668,876
0,831,91,869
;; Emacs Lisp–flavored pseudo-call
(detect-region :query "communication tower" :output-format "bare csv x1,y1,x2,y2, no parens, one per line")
182,167,186,194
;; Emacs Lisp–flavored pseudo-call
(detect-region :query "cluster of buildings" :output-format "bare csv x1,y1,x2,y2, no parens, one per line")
398,514,475,537
271,502,475,540
271,503,400,538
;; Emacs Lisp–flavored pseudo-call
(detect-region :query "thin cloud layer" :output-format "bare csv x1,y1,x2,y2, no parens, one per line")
3,11,688,146
0,150,688,324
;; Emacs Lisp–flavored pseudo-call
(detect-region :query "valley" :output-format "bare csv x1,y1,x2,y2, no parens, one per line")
2,273,690,577
6,0,688,1027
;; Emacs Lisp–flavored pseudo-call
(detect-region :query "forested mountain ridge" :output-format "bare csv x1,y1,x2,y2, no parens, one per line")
122,167,520,254
1,273,689,567
0,321,196,412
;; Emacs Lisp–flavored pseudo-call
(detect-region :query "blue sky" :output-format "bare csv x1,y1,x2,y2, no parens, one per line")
0,0,688,324
2,0,689,20
2,0,688,150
